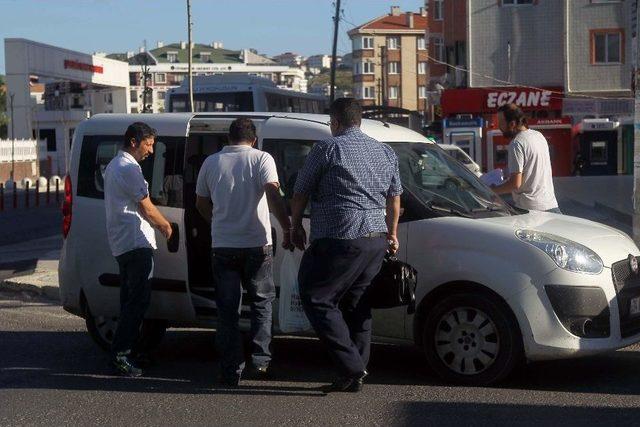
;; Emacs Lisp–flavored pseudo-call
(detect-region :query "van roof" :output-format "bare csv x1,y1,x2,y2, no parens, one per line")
82,112,431,144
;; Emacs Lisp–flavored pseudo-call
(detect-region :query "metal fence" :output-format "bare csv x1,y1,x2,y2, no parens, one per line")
0,139,41,163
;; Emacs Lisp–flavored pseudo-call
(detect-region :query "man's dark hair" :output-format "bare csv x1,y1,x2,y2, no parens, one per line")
124,122,157,147
228,118,257,143
329,98,362,128
498,103,527,127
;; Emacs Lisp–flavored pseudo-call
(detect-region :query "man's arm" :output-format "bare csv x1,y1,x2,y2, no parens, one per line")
492,172,522,195
385,195,401,255
138,196,172,239
196,196,213,224
290,192,309,250
264,183,294,250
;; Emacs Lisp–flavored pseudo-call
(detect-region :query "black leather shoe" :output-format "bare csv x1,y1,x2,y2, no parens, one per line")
245,365,272,380
320,370,368,393
217,375,240,387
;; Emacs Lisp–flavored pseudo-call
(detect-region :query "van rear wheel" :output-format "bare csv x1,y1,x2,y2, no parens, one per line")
422,292,522,386
85,305,167,353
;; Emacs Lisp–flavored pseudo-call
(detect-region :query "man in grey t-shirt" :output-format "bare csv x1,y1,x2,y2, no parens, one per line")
492,103,560,213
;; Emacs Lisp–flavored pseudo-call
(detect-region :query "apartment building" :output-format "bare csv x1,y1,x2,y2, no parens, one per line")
348,6,429,114
426,0,467,88
466,0,632,117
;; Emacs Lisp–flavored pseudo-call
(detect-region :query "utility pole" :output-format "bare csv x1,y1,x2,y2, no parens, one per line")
379,46,387,107
187,0,194,113
633,0,640,244
329,0,341,103
141,41,152,113
9,93,15,183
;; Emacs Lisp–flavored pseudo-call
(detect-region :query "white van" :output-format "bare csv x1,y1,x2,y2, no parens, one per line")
59,113,640,385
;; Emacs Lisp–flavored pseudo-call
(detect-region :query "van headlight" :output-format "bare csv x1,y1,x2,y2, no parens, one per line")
515,229,603,274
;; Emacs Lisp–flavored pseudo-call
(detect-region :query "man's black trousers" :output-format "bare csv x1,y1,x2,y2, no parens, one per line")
298,236,387,377
111,247,153,357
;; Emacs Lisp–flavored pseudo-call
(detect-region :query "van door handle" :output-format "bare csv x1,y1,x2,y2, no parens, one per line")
167,223,179,253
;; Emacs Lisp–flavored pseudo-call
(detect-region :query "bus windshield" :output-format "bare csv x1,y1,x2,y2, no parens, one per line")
169,92,254,112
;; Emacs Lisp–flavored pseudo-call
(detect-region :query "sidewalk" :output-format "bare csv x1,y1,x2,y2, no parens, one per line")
0,235,61,300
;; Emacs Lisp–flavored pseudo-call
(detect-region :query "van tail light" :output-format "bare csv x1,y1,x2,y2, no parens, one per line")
62,175,72,239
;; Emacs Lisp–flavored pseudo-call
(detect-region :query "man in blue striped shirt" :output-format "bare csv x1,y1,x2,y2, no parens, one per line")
290,98,402,393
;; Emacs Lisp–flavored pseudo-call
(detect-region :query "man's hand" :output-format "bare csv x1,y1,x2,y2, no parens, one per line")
291,225,307,251
387,233,399,255
159,222,173,240
282,229,294,251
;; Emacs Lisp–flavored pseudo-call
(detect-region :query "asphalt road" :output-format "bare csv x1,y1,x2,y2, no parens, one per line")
1,291,640,426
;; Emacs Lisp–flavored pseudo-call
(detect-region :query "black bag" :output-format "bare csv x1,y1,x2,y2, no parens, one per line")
367,255,417,314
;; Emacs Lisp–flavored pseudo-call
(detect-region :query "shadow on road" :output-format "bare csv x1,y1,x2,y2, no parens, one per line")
2,327,640,397
388,401,640,426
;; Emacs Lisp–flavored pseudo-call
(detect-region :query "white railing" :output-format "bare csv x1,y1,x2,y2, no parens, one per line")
0,139,40,163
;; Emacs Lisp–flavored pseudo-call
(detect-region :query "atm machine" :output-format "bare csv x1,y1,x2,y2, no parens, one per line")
443,117,484,171
576,118,620,176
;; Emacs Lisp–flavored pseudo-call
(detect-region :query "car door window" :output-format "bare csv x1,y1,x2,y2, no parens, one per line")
262,139,315,200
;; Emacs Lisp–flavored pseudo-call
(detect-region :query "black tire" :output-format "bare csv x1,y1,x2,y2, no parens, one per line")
423,292,523,386
85,305,167,353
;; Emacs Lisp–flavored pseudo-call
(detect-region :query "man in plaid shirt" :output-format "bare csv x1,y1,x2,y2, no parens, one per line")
290,98,402,393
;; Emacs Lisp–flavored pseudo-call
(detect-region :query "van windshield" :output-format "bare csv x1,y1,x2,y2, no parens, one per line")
390,143,512,218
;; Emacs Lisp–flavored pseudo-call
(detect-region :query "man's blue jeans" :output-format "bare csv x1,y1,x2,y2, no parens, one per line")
212,246,275,380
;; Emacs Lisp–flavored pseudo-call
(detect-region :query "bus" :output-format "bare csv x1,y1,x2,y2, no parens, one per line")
165,74,327,114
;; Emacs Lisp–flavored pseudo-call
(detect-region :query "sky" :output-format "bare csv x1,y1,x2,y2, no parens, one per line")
0,0,423,74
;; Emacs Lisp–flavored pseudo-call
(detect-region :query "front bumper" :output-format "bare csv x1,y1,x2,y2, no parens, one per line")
507,265,640,361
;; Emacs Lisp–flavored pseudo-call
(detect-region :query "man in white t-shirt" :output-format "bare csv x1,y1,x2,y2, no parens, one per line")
195,118,293,386
104,122,173,377
492,103,561,213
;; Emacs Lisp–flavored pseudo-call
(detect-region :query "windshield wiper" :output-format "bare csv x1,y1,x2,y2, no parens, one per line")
427,201,472,218
471,202,510,213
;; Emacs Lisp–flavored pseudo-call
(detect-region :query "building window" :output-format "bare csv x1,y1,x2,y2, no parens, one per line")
387,37,400,50
363,86,376,99
155,73,167,83
167,51,178,63
157,91,166,100
433,0,444,20
130,90,138,103
363,37,374,49
174,74,185,83
417,37,426,50
354,36,374,50
389,86,399,99
418,85,427,99
388,62,400,74
363,62,375,74
418,62,428,75
592,30,623,64
200,51,211,62
354,62,362,75
502,0,534,5
432,37,445,61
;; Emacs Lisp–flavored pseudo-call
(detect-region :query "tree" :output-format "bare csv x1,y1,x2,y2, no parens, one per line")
0,75,8,138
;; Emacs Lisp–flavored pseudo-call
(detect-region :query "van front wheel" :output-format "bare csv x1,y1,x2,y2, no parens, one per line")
85,306,167,353
422,292,522,386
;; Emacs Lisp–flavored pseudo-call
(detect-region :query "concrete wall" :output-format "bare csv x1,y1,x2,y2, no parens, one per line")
468,0,565,88
567,0,632,94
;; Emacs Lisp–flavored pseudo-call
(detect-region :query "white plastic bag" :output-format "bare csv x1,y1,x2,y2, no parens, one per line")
278,249,312,333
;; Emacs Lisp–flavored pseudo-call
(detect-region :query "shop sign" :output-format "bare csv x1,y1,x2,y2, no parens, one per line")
64,59,103,74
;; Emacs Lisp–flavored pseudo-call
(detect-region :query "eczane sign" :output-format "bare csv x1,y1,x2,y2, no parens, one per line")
486,90,552,109
441,87,563,115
